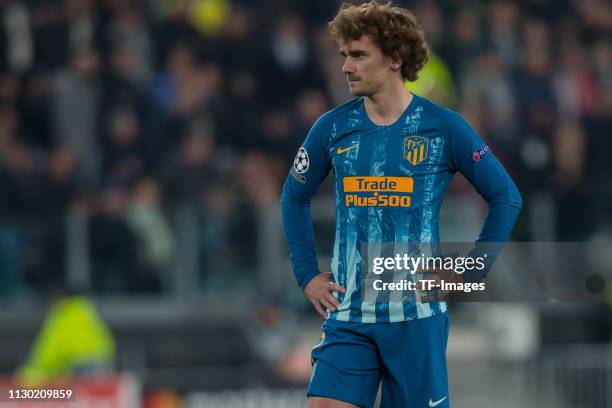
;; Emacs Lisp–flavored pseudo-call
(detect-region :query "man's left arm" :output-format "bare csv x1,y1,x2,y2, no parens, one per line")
446,110,523,283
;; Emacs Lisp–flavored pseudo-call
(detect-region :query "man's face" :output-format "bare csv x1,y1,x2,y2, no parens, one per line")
339,35,398,96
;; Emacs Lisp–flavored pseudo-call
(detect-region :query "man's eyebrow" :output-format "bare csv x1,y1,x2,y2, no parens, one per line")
339,49,368,57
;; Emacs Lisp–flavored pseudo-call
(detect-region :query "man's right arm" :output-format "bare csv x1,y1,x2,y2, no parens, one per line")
280,115,332,290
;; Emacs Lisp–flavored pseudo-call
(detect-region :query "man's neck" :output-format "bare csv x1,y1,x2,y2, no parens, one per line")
364,81,413,126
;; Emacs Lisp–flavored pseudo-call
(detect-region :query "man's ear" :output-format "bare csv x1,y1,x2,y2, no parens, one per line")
390,59,402,72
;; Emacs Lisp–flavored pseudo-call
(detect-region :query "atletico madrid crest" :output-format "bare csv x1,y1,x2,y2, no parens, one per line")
403,136,428,165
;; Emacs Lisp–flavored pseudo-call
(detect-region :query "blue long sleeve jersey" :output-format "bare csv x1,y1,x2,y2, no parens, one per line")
281,94,522,323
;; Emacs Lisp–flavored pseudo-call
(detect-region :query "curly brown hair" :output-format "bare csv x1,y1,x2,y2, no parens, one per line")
327,1,429,82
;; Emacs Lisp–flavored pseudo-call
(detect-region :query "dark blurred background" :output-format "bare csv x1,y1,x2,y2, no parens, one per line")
0,0,610,407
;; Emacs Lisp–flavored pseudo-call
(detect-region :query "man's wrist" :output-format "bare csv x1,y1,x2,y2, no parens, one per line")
299,270,320,290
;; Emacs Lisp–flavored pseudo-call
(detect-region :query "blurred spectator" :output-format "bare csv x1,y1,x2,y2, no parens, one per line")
405,52,456,107
20,71,53,149
16,290,115,385
32,1,70,70
197,183,236,284
0,72,21,105
572,0,612,34
104,43,149,103
285,89,329,160
236,151,285,295
88,185,140,293
0,106,43,295
446,9,484,78
127,178,175,292
101,106,144,185
31,146,79,292
105,0,153,86
216,69,264,149
33,0,105,70
259,108,292,158
255,13,324,106
413,0,445,51
513,18,556,137
153,0,217,65
237,151,282,209
0,0,34,73
147,43,195,163
591,39,612,89
217,5,256,70
460,51,517,148
51,45,102,186
408,4,458,106
161,115,218,201
554,35,597,119
150,44,223,163
487,0,521,69
551,122,594,241
583,80,612,216
44,146,78,215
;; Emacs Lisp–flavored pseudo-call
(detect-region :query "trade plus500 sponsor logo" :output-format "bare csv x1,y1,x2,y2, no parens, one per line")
343,176,413,207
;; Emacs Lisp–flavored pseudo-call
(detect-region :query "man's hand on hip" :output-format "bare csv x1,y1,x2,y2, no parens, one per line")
304,272,346,318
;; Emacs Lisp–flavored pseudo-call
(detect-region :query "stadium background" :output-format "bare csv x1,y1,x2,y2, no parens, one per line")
0,0,611,406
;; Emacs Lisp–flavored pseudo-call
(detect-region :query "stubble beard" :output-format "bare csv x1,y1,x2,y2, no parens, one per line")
348,83,370,97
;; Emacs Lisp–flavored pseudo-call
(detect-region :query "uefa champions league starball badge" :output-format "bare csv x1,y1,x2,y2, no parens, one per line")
290,147,309,183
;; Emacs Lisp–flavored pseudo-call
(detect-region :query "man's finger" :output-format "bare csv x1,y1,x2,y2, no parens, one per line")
313,302,327,318
324,292,340,307
328,282,346,293
320,298,336,312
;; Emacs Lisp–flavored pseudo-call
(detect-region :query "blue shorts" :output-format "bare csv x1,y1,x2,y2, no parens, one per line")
308,312,450,408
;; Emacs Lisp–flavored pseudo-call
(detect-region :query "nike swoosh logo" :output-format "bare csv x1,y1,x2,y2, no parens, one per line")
429,396,447,407
336,145,358,154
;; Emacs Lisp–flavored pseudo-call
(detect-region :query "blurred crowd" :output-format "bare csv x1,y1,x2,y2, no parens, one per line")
0,0,611,297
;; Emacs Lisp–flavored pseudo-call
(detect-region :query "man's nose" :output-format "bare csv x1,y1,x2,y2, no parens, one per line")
342,58,354,74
